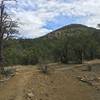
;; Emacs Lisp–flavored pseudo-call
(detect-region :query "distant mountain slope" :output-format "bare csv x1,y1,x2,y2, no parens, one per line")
43,24,100,39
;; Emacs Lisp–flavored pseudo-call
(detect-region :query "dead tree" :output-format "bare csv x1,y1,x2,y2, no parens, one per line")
0,0,17,72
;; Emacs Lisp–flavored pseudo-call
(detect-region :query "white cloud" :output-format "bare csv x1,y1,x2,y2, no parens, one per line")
5,0,100,38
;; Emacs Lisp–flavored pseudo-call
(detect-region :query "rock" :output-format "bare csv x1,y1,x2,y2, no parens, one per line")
95,77,100,82
77,75,100,90
27,92,34,98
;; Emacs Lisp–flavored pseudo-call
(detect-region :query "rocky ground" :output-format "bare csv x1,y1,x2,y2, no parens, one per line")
0,60,100,100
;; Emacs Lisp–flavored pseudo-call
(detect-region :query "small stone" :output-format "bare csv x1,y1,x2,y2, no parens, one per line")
97,77,100,80
27,92,34,98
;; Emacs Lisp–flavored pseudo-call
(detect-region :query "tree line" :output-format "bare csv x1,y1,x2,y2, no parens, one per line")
3,25,100,66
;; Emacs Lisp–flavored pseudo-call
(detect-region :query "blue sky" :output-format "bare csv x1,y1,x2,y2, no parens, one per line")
4,0,100,38
45,15,86,30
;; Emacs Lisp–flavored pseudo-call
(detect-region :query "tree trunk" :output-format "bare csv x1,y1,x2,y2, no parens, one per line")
90,49,95,60
0,38,4,72
81,50,84,64
0,1,4,72
78,49,84,64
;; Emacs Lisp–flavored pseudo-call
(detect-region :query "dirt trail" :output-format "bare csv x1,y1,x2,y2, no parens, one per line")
0,60,100,100
0,66,36,100
25,69,100,100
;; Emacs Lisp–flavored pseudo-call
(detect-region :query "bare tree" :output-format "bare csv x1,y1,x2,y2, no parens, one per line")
0,0,18,71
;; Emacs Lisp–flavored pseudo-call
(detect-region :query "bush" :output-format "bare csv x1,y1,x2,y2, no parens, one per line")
1,67,16,77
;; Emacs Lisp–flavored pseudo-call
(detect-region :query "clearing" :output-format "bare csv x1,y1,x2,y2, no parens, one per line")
0,60,100,100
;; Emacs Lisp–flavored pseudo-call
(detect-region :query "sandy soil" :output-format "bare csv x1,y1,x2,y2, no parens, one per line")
0,60,100,100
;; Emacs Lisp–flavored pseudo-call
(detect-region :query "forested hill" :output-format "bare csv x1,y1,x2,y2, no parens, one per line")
4,24,100,66
45,24,100,39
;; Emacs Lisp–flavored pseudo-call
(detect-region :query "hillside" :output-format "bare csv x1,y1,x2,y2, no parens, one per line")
45,24,100,39
4,24,100,66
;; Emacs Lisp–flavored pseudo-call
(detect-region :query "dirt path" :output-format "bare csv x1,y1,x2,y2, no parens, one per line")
0,60,100,100
0,66,36,100
25,69,100,100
